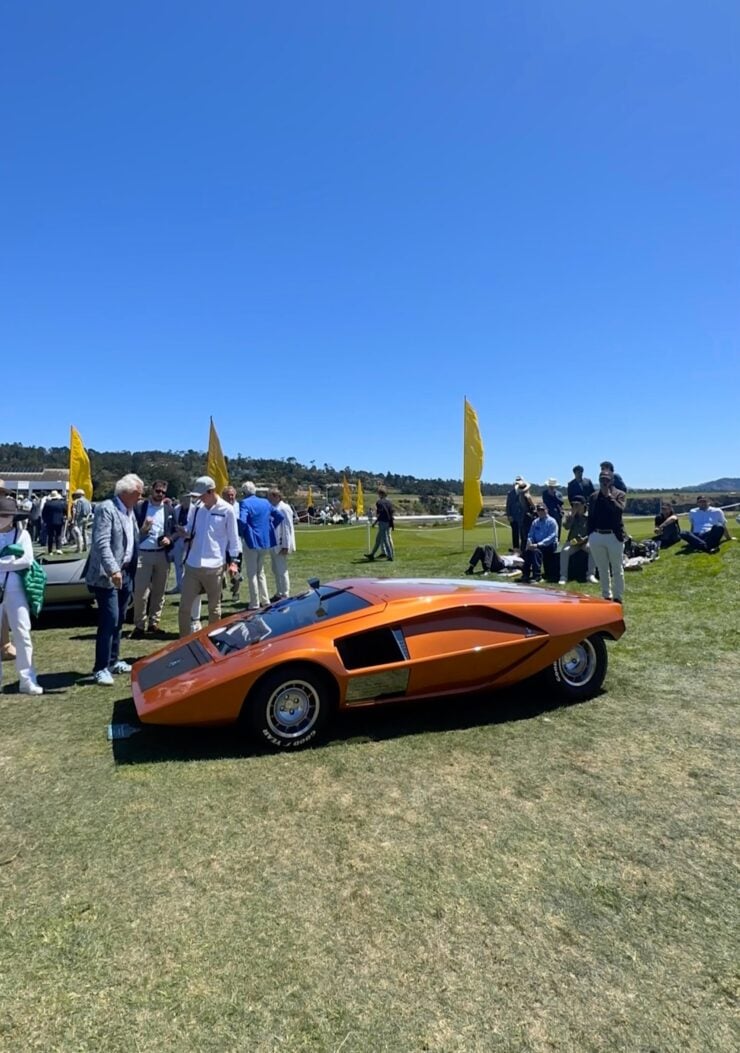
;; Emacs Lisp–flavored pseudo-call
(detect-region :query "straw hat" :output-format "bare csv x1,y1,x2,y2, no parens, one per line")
49,490,62,499
72,488,85,497
546,478,558,487
516,479,530,491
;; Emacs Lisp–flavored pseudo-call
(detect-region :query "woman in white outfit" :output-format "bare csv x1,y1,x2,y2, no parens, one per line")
0,496,43,695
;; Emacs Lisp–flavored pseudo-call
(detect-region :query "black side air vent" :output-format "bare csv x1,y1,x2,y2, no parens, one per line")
336,628,406,671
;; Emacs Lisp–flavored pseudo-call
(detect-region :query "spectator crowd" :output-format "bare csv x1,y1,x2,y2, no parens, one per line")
0,475,296,691
0,463,736,695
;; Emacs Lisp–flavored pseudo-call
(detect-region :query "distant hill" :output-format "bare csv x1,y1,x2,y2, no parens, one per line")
681,478,740,492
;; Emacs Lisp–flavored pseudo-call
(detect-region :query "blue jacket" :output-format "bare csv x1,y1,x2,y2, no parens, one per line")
527,515,558,549
238,495,284,550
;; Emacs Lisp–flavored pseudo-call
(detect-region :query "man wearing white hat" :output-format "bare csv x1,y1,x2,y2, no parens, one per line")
505,476,525,552
70,488,92,553
542,478,565,541
177,476,240,637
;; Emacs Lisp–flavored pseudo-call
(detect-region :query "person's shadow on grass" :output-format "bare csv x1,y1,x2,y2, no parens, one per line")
42,670,86,692
1,670,83,695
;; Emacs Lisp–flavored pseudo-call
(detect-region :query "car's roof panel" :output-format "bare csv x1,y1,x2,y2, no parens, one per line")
331,577,609,606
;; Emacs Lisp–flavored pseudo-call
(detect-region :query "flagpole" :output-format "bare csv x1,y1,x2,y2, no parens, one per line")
67,425,73,519
462,397,466,553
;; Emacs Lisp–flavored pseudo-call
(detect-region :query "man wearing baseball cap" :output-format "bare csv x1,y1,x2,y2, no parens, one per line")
521,502,558,583
177,476,240,637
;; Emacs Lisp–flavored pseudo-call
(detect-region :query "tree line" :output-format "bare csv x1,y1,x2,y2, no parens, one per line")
1,444,734,516
0,443,466,512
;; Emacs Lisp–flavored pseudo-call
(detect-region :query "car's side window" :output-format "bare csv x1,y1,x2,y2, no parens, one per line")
335,627,408,671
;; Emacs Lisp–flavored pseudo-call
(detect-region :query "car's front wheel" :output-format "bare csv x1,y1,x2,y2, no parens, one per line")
244,664,335,750
542,633,608,702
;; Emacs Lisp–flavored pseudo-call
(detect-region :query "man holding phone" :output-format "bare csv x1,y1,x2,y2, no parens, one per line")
587,470,626,604
131,479,176,638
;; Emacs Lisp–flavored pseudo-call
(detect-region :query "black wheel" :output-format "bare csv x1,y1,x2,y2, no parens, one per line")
243,664,335,750
543,633,608,702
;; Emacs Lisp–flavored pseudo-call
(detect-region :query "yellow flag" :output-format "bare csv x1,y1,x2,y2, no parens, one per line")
307,486,314,508
69,426,93,509
341,474,352,512
356,478,364,517
463,399,484,530
207,417,229,494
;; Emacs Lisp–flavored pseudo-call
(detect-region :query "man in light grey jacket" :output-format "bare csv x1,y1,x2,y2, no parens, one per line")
85,474,143,685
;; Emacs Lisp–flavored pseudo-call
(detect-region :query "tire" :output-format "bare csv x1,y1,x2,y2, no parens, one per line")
244,664,336,750
542,633,608,702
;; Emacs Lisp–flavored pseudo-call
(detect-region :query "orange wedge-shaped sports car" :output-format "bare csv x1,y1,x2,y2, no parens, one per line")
132,577,625,750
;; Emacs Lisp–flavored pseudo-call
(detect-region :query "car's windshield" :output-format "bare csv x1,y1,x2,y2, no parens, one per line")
208,586,372,655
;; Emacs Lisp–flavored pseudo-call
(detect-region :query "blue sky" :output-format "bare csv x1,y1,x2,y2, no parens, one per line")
2,2,738,488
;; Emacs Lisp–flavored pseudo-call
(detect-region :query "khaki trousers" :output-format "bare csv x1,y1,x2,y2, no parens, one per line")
559,543,595,581
133,550,170,630
179,565,223,637
244,549,270,609
270,548,290,598
588,531,625,602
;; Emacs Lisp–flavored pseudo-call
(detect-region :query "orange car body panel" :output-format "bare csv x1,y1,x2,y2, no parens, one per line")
132,577,625,727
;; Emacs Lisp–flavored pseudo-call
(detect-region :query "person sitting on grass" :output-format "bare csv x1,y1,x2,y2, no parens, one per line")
558,496,594,585
653,502,681,549
679,497,734,553
521,503,558,583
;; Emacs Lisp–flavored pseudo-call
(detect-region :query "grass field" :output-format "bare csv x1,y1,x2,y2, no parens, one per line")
2,520,738,1052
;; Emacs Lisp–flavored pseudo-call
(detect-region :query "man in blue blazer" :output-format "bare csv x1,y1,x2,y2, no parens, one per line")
85,473,143,685
238,481,283,610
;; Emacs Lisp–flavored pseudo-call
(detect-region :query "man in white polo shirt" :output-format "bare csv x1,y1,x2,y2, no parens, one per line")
679,496,733,553
178,476,240,637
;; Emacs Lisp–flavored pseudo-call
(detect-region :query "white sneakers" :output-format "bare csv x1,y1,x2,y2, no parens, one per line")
558,579,567,586
19,679,43,696
94,661,131,685
588,574,599,584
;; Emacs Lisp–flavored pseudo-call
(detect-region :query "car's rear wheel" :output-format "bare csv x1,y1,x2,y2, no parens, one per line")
244,664,335,750
543,633,607,702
